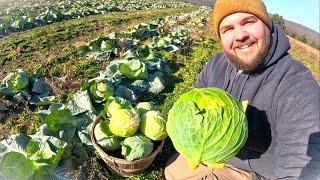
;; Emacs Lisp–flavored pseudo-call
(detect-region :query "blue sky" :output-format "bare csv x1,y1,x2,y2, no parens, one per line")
263,0,320,32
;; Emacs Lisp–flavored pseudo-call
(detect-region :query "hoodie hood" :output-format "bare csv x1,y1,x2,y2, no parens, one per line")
260,23,291,70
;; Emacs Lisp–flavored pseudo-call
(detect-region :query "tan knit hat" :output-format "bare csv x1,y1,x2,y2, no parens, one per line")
212,0,272,38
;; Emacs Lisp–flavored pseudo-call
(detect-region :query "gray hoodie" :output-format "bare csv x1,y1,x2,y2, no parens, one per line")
194,24,320,179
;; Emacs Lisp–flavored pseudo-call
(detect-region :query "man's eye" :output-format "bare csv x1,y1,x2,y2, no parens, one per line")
222,28,233,33
245,20,255,25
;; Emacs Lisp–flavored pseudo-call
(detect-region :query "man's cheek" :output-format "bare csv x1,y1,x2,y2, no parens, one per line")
221,37,234,51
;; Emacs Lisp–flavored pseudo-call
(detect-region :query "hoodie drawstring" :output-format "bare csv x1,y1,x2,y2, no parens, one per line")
222,64,231,91
222,63,249,101
237,74,249,100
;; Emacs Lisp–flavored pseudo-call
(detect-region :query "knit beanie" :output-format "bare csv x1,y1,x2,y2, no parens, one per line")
212,0,272,38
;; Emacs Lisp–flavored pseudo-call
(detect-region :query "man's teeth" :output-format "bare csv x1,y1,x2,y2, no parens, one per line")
238,45,249,49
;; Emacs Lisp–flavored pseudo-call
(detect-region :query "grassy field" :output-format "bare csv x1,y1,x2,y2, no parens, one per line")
288,36,320,83
0,4,319,179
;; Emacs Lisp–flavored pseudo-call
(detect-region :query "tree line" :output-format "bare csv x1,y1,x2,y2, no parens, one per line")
271,14,320,50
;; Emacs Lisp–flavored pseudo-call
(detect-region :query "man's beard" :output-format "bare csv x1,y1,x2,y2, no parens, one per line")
224,35,271,73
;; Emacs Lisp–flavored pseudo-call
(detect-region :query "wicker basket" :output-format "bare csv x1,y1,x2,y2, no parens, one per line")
90,115,165,177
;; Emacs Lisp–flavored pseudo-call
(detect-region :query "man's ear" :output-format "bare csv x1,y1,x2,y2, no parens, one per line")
218,41,223,50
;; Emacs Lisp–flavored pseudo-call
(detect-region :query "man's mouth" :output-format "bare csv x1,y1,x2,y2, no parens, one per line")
236,42,254,49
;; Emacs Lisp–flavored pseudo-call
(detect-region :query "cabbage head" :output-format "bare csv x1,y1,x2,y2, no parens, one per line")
139,110,167,141
167,88,248,169
6,69,30,93
105,97,140,137
94,120,121,151
104,96,132,117
90,81,114,101
121,134,153,161
136,101,156,116
100,40,115,51
118,59,148,80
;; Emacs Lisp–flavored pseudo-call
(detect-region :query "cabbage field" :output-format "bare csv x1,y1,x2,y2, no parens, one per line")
0,0,220,179
0,0,191,37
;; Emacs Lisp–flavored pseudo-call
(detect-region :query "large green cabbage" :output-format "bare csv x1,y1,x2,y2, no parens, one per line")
105,97,140,137
167,88,248,169
139,110,167,141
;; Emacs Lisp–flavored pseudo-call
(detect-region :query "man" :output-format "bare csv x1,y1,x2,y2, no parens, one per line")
165,0,320,179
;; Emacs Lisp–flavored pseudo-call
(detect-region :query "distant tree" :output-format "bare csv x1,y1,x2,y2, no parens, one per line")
299,34,308,44
289,30,298,39
270,14,286,32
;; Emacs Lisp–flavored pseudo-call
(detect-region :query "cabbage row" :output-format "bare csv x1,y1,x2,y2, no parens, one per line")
0,8,210,179
0,0,192,37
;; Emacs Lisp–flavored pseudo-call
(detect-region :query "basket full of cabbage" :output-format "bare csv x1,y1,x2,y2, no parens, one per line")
167,87,248,169
90,96,167,177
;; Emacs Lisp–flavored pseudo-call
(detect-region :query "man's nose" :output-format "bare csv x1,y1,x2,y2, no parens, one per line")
234,27,249,41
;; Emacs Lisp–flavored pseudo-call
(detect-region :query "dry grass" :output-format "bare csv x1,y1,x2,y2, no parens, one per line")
288,36,320,83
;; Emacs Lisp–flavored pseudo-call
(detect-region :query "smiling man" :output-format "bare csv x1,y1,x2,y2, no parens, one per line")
164,0,320,179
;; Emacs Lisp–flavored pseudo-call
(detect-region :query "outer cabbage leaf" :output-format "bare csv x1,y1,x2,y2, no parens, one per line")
0,152,35,180
27,135,67,174
44,109,77,133
94,121,121,151
121,134,153,161
114,85,138,102
67,90,95,115
30,78,50,97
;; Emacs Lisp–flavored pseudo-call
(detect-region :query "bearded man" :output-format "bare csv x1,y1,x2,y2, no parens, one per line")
165,0,320,179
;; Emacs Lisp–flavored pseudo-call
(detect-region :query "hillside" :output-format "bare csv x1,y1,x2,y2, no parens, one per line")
285,19,320,47
180,0,216,6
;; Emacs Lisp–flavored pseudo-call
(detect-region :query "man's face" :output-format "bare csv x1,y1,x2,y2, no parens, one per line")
219,13,271,72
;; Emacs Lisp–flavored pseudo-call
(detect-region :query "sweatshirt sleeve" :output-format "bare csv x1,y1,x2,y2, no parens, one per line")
194,64,208,88
274,66,320,180
194,57,214,88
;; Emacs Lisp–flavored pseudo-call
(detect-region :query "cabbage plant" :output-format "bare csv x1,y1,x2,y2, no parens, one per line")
167,88,248,169
139,110,167,141
121,134,153,161
118,59,147,80
0,134,67,180
5,69,29,93
89,81,114,101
